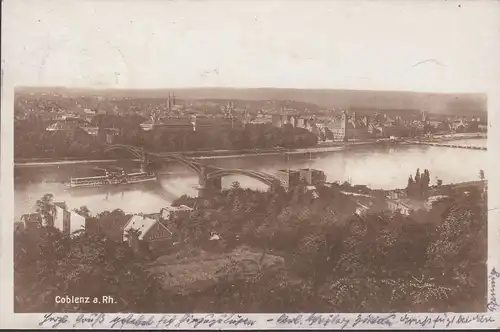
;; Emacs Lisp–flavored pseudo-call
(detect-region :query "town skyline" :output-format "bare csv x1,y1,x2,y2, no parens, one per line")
15,86,487,116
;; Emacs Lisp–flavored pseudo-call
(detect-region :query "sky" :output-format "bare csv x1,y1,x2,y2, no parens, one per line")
2,0,500,93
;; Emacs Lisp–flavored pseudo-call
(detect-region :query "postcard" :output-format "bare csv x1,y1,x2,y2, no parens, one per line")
1,0,500,329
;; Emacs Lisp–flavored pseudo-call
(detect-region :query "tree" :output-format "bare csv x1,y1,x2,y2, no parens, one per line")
36,194,56,227
422,169,430,198
124,228,143,254
231,181,241,190
479,169,485,180
15,218,174,313
16,182,487,313
74,205,91,218
407,175,415,197
415,168,421,186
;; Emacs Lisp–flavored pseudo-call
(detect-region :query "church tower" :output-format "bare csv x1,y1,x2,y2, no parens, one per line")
421,110,428,122
337,110,347,141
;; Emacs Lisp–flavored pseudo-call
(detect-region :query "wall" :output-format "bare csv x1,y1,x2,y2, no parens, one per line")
143,222,172,242
275,171,291,189
63,210,71,235
386,200,411,216
53,205,65,232
70,211,86,235
160,208,172,221
299,170,313,184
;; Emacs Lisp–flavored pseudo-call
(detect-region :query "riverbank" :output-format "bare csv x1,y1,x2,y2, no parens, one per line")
14,132,487,167
14,140,388,167
410,132,487,143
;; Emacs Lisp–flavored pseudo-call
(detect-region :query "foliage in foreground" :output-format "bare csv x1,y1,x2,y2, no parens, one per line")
14,182,487,312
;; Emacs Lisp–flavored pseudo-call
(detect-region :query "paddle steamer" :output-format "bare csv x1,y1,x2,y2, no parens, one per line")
65,167,156,189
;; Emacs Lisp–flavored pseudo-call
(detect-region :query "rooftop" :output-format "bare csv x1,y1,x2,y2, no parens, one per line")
277,169,301,174
398,198,427,210
163,205,193,212
53,201,68,210
122,215,158,241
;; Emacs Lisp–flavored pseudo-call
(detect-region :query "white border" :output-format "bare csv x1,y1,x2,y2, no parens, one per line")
2,0,500,329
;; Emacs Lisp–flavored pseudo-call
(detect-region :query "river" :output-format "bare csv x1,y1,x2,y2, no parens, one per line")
14,138,487,219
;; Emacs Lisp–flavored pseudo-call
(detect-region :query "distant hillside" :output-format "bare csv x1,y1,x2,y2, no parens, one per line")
16,87,487,116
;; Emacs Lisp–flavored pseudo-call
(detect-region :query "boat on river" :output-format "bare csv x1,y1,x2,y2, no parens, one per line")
65,168,157,189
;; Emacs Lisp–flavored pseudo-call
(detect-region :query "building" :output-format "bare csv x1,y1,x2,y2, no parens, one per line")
275,168,326,190
248,114,273,125
44,122,96,152
18,213,42,232
52,202,70,233
275,169,301,190
122,214,173,250
103,128,121,144
305,185,320,199
160,205,193,223
428,119,448,132
451,118,469,132
80,125,100,136
195,116,239,131
478,123,488,132
386,198,427,216
122,214,157,241
324,110,371,141
325,111,348,141
355,203,370,218
425,195,449,210
83,109,96,122
140,115,194,132
51,202,86,236
270,113,311,129
298,169,326,186
46,116,90,132
140,114,238,132
386,190,406,200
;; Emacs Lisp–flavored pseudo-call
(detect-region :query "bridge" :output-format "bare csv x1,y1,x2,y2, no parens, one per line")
103,144,281,197
405,141,487,151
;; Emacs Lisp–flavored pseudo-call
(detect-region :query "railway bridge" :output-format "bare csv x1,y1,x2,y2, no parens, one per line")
103,144,281,197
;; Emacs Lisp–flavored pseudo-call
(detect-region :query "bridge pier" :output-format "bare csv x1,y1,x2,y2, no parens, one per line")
198,177,222,198
140,149,149,173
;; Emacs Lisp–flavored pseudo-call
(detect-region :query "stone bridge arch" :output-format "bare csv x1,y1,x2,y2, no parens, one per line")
206,169,279,187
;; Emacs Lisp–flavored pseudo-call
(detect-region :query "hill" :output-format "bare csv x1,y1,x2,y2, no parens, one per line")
16,87,487,116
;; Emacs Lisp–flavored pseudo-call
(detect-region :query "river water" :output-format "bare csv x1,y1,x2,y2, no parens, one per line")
14,138,487,219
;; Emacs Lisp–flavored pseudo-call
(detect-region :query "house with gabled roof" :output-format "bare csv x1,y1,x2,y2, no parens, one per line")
121,214,174,249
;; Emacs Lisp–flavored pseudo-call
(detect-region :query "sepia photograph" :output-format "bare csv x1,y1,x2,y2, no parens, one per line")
3,0,498,324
